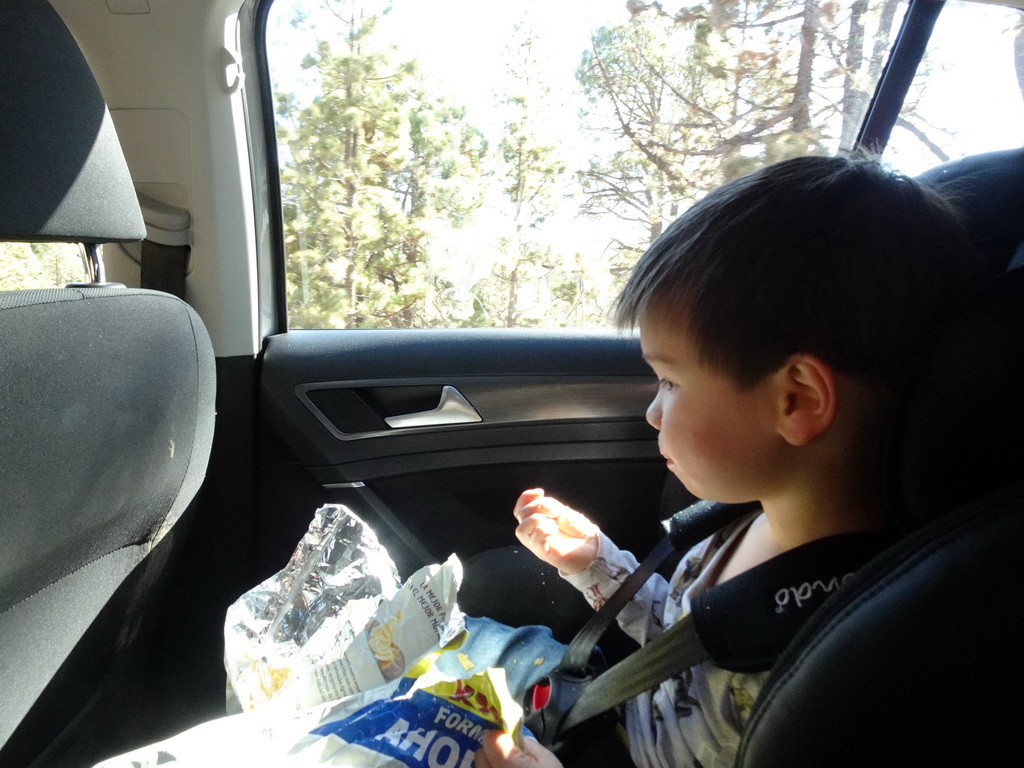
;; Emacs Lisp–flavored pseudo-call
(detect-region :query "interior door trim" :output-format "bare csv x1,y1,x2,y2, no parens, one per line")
296,375,656,441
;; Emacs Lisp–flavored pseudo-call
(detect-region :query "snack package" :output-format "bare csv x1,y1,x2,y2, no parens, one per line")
94,507,565,768
292,662,525,765
225,504,465,711
94,650,525,768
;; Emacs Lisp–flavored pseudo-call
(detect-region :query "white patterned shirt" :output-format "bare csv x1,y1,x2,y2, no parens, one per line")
563,512,767,768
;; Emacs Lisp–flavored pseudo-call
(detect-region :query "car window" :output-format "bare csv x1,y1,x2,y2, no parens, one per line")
0,242,83,290
266,0,906,329
884,0,1024,175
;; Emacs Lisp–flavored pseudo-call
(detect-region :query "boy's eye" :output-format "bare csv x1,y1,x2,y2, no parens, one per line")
657,378,675,391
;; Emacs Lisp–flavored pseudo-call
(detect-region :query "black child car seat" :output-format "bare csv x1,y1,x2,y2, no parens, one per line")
736,149,1024,767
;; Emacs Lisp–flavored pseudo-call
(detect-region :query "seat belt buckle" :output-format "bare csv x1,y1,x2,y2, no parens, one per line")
522,667,594,751
531,680,551,711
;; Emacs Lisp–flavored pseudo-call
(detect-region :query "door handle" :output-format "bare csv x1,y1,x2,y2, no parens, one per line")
384,386,482,428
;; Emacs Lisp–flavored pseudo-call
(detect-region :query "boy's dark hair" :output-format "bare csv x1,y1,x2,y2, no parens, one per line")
615,154,982,390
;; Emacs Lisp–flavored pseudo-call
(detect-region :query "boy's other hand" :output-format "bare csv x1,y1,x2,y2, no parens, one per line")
514,489,599,575
475,731,564,768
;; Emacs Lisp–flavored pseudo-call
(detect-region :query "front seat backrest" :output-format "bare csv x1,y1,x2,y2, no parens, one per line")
0,1,216,766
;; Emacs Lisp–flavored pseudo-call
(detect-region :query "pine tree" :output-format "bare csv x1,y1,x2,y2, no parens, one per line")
469,22,587,327
278,0,486,328
0,242,82,290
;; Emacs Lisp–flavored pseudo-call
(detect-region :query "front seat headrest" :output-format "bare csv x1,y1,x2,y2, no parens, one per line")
0,0,145,243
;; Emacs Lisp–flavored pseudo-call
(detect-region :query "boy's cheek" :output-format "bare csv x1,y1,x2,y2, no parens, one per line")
666,424,738,481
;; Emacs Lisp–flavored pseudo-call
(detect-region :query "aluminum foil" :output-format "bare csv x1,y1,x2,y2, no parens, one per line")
224,503,463,712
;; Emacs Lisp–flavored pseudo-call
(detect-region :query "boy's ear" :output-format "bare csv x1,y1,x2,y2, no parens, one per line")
773,354,838,447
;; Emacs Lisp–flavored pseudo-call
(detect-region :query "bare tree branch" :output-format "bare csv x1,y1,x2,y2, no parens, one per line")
588,36,685,183
894,117,949,163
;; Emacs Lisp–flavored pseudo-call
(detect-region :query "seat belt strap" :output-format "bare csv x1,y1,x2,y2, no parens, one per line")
558,535,675,676
559,500,756,676
140,240,188,299
528,512,894,748
562,613,706,732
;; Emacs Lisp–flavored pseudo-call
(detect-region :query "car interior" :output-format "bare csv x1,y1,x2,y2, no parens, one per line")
1,0,1023,766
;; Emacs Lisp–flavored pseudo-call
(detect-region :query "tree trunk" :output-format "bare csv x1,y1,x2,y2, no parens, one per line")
840,0,869,148
792,0,818,134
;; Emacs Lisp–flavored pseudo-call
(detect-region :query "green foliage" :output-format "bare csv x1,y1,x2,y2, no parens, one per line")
467,21,608,327
574,0,897,257
0,242,82,290
279,0,486,328
275,0,905,329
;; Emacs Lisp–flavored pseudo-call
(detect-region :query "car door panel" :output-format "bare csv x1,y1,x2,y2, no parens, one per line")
257,329,667,578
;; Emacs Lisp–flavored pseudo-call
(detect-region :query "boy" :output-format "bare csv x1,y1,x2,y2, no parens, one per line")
475,154,981,768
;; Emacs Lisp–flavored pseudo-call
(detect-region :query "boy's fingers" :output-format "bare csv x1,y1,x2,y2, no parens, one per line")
517,503,596,541
517,495,572,523
488,730,518,758
476,731,516,768
474,739,495,768
514,515,548,549
524,513,559,543
555,508,597,538
535,504,596,538
519,737,564,766
477,731,564,768
513,489,545,521
477,731,545,768
517,511,572,543
515,501,562,526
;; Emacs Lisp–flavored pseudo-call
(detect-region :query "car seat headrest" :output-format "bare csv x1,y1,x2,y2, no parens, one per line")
917,148,1024,275
0,0,145,243
885,265,1024,530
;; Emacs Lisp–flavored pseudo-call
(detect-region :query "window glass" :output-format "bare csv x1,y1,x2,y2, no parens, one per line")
267,0,905,329
0,242,83,290
884,1,1024,176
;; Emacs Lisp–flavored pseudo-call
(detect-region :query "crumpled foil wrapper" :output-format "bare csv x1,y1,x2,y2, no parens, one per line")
224,503,463,712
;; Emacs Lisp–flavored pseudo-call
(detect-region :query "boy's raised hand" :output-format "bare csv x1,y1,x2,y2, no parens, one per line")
514,489,599,575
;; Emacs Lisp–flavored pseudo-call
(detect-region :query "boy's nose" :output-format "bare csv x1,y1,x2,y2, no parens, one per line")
646,396,662,431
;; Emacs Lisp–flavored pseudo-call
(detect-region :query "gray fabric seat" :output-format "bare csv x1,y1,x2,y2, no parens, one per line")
0,1,216,765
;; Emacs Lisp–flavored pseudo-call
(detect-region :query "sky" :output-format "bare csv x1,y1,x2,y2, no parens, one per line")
267,0,628,150
375,0,625,100
883,0,1024,175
